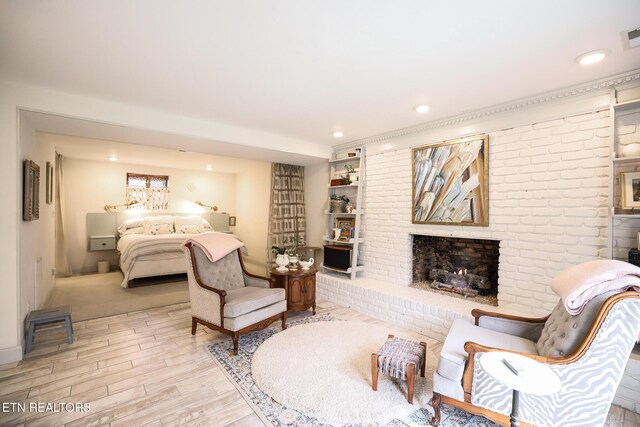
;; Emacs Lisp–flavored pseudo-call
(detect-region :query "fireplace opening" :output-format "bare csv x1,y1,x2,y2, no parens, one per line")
410,235,500,306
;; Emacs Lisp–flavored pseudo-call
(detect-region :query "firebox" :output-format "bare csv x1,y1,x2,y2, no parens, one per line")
411,235,500,304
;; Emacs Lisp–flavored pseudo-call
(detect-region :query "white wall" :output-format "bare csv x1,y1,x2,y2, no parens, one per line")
361,111,610,315
235,162,272,274
304,162,329,248
19,121,56,345
61,156,237,274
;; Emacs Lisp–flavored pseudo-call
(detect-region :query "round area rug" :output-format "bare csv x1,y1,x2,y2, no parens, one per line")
251,320,433,425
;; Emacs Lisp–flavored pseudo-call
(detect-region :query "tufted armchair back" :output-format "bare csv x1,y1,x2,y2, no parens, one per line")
535,290,618,358
192,245,245,291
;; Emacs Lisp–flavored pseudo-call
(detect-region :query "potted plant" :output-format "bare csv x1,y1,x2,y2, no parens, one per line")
330,194,350,213
340,164,356,185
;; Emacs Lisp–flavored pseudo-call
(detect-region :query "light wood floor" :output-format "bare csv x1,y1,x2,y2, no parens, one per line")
0,300,637,427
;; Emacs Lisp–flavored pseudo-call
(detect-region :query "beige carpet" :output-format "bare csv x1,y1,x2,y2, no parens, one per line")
47,272,190,321
251,320,434,425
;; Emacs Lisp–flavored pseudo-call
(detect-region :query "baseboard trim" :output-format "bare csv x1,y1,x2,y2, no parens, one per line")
0,345,23,365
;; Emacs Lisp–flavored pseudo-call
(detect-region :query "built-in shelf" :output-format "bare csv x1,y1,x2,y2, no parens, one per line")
329,155,361,164
324,210,364,215
325,147,365,279
608,88,640,259
613,98,640,111
612,155,640,164
322,237,364,244
320,263,365,274
328,183,360,189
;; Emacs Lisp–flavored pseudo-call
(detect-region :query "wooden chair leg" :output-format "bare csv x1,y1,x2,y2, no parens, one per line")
407,363,415,404
191,317,197,335
371,353,379,391
420,341,427,377
430,392,442,425
281,312,287,330
232,332,239,355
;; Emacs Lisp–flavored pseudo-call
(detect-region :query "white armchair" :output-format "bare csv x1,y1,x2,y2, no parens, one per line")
184,243,287,354
431,291,640,427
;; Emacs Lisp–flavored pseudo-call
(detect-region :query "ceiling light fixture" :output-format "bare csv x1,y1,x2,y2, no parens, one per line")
414,105,430,113
574,49,610,65
333,131,344,138
108,155,118,161
206,165,213,171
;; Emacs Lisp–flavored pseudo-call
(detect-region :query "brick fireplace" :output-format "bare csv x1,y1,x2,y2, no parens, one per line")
411,235,500,305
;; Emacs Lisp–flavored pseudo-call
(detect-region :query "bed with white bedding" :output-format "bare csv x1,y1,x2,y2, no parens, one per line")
116,214,242,288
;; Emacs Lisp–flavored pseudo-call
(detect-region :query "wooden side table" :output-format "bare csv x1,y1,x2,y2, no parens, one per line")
269,266,317,314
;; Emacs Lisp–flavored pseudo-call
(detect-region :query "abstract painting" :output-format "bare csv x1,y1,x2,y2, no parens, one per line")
412,135,488,226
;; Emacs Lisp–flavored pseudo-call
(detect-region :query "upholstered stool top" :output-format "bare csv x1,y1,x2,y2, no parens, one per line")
376,337,425,380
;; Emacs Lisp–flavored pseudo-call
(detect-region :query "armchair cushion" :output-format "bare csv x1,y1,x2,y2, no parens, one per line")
224,287,286,318
224,299,287,331
438,319,538,382
535,290,617,358
193,247,244,290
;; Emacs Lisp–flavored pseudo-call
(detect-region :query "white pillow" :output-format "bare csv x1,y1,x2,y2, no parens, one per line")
143,215,174,225
117,217,144,233
143,223,174,235
175,224,202,234
174,216,203,227
121,226,144,236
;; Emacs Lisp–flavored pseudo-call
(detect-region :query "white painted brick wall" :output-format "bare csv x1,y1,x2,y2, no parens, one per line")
362,111,611,316
325,109,639,412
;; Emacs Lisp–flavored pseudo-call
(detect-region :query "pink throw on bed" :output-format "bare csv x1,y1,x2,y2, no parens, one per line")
550,259,640,315
182,232,244,262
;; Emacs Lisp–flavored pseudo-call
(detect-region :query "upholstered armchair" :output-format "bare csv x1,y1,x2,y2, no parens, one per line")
431,291,640,427
184,243,287,354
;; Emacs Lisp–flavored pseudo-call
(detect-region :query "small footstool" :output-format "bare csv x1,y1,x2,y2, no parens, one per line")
371,334,426,404
25,306,73,354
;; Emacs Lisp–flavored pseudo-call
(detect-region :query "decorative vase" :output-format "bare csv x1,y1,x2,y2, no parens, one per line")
288,255,299,269
622,143,640,158
330,200,347,213
299,258,314,270
275,254,289,271
333,228,341,240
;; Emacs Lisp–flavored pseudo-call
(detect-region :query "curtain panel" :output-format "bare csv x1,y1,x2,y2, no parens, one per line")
268,163,306,259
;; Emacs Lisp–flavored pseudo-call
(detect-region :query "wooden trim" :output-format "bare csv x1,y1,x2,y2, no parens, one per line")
440,395,536,427
192,311,285,355
237,249,276,287
471,308,549,326
185,243,226,328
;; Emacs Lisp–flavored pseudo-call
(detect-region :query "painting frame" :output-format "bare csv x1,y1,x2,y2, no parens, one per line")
412,134,489,226
335,217,355,231
620,172,640,209
46,161,54,204
23,160,40,221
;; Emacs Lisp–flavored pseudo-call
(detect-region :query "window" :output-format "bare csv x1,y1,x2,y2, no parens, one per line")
126,173,170,210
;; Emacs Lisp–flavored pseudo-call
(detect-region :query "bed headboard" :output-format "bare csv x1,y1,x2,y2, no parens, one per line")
115,211,230,232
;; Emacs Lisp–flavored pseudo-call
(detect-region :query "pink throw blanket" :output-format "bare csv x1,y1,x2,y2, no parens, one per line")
182,232,244,262
551,259,640,315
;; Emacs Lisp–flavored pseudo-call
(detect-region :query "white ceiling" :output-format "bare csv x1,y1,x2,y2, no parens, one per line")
2,1,640,148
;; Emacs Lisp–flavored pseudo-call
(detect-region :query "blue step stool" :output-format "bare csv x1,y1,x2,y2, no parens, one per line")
25,306,73,354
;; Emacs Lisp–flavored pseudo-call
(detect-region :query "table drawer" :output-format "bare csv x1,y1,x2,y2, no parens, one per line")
89,236,116,251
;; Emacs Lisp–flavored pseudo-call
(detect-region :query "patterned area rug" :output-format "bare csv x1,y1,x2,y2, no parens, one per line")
207,313,497,427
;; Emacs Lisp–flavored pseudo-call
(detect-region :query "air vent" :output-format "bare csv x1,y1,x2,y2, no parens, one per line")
622,27,640,50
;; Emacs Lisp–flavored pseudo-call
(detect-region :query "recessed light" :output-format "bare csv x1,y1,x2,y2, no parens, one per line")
574,49,610,65
108,155,118,161
333,131,344,138
206,165,213,171
414,105,430,113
